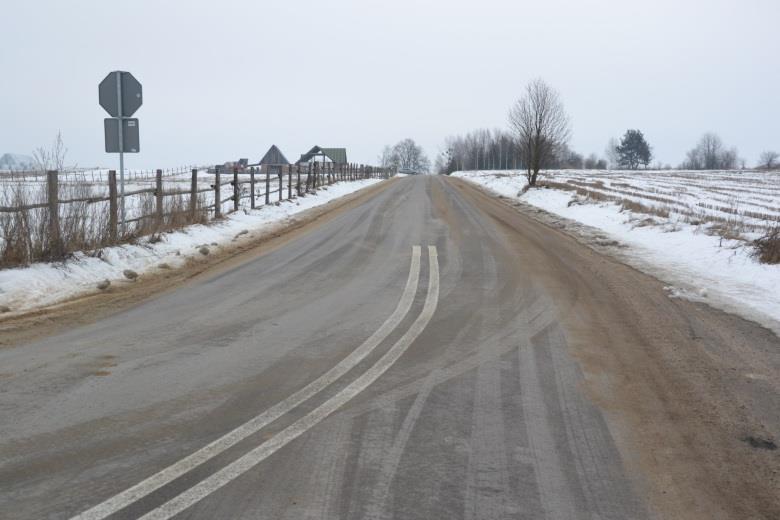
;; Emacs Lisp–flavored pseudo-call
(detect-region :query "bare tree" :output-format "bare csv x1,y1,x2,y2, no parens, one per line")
759,150,779,170
32,131,70,172
699,132,724,169
681,132,740,170
378,145,394,169
605,137,620,169
383,138,430,173
584,153,607,170
508,79,570,186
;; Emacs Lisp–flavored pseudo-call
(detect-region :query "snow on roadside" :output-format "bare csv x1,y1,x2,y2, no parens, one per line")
453,170,780,335
0,179,383,313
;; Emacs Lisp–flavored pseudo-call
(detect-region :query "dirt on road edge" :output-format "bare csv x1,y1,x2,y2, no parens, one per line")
449,177,780,520
0,179,396,348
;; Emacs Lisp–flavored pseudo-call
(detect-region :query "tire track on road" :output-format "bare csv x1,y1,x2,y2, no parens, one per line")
70,246,423,520
137,245,440,520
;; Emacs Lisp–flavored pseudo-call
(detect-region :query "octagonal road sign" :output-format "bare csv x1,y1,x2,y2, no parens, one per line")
99,71,143,118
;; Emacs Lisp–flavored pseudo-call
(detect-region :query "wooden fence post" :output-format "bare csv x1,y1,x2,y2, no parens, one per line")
250,167,256,209
265,166,270,205
108,170,118,242
155,169,164,226
278,169,283,202
233,167,239,212
288,165,292,199
296,164,301,196
47,170,61,258
190,168,198,220
214,166,222,218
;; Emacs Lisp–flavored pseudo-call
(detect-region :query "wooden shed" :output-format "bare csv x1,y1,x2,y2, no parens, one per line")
259,145,290,176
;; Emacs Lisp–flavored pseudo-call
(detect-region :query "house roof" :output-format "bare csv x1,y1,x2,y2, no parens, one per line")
297,146,348,165
259,145,290,166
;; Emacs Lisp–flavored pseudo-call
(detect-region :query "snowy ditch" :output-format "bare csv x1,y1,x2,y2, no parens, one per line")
453,169,780,335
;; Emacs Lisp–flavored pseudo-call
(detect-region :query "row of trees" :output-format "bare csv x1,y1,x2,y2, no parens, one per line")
681,132,740,170
379,138,431,173
436,129,522,174
435,135,611,174
437,80,613,184
608,130,779,170
434,79,777,180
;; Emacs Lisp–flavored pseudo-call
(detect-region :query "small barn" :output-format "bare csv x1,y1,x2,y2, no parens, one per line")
297,146,348,166
259,145,290,176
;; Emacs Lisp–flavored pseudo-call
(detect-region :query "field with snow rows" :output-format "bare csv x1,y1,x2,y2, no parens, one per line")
462,169,780,239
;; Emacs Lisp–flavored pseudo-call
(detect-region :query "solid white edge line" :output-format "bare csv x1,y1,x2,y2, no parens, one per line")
70,246,422,520
140,246,439,520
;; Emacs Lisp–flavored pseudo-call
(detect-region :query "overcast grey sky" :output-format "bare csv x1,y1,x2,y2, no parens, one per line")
2,0,778,169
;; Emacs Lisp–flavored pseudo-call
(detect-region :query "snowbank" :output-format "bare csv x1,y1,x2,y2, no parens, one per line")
453,170,780,334
0,179,383,313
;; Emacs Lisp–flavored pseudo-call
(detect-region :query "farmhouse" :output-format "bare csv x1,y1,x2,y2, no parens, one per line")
297,146,348,165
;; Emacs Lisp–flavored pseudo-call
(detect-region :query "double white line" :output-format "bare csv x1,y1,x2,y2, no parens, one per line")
72,245,439,520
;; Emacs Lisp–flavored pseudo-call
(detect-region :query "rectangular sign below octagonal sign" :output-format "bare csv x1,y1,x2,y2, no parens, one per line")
104,118,140,153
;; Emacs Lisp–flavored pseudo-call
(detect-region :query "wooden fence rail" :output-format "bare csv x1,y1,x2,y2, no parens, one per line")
1,163,393,258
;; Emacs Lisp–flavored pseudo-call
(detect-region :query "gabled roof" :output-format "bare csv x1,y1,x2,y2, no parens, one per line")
259,145,290,166
297,146,348,165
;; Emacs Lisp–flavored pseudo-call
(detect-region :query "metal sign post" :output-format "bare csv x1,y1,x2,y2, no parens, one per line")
115,71,125,231
99,70,142,234
116,71,125,231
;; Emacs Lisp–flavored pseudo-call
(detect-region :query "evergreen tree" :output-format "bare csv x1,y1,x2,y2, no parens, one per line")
616,129,652,169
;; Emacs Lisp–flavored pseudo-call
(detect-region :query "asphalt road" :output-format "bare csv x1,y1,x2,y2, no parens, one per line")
1,176,778,519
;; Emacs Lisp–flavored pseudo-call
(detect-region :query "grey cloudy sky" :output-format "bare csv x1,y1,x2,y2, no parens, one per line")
2,0,778,169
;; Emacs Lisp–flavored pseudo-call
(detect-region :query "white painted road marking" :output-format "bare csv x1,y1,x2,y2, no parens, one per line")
139,246,439,520
71,246,423,520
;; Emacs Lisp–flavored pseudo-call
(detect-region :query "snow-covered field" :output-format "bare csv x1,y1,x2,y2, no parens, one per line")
453,169,780,334
0,178,382,313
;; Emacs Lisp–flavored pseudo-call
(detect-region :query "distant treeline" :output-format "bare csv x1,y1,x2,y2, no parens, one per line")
435,78,778,174
436,128,606,175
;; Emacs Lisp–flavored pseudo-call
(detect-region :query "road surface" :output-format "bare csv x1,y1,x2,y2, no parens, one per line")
1,176,778,519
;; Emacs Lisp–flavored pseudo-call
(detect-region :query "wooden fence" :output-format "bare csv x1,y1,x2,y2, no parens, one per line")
0,162,391,260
